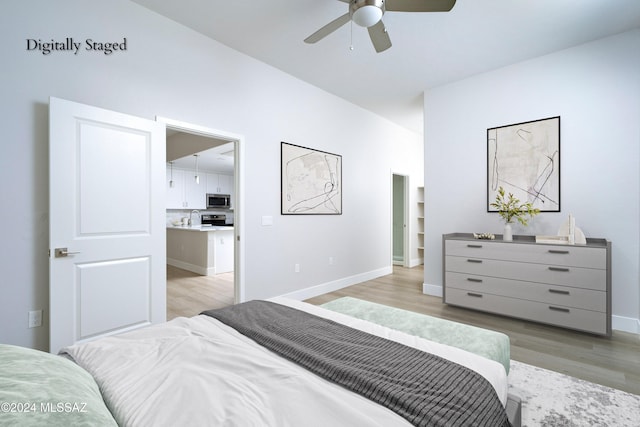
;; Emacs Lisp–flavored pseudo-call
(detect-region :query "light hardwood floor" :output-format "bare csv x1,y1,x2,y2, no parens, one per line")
167,264,640,395
167,265,234,319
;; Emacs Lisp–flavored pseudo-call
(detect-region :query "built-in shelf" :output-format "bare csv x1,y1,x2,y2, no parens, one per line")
417,187,424,255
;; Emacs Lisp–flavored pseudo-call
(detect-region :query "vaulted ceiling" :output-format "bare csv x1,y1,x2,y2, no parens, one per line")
133,0,640,133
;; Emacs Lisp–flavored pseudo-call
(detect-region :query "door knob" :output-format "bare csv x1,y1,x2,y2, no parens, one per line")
54,247,81,258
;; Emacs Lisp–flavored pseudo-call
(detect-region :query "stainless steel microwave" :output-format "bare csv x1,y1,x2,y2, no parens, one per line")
206,193,231,209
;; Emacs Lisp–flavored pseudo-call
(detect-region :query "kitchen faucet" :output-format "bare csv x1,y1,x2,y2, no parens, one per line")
190,210,200,226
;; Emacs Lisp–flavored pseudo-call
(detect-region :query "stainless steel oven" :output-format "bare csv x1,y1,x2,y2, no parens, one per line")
201,214,229,226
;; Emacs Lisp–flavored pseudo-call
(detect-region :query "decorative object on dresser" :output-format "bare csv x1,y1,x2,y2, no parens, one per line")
536,213,587,245
487,116,561,213
442,233,611,336
489,186,540,241
473,232,495,240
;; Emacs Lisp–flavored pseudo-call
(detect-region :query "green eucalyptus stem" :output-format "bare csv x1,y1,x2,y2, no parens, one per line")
490,186,540,226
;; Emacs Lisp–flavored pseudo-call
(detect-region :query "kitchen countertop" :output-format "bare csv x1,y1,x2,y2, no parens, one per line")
167,225,234,232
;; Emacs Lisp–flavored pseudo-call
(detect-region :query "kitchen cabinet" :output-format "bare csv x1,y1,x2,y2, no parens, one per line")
166,168,185,209
167,226,234,275
184,172,205,209
206,173,233,194
209,230,234,273
442,233,611,336
166,168,206,209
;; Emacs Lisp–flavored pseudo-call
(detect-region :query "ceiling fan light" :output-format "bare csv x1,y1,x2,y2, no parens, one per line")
352,5,382,27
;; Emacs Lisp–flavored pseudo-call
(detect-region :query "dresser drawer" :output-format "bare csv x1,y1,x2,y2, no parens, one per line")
445,288,607,335
445,239,606,269
445,272,606,312
445,256,606,291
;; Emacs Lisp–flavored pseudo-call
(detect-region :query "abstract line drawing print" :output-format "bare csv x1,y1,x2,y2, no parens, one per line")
488,116,560,212
281,142,342,214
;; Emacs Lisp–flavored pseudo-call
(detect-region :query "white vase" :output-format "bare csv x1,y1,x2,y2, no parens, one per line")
503,223,513,242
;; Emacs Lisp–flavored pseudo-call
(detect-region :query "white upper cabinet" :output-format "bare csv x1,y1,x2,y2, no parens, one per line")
206,173,233,194
218,174,233,195
185,171,206,209
166,168,185,209
166,168,206,209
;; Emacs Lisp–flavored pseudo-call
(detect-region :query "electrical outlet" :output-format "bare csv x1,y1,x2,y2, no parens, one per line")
329,257,334,265
294,263,300,273
28,310,42,328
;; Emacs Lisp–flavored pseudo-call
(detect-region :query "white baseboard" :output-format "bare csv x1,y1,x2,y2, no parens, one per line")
393,258,423,268
281,266,393,301
167,258,208,276
167,258,228,276
612,315,640,335
408,257,424,268
422,283,442,298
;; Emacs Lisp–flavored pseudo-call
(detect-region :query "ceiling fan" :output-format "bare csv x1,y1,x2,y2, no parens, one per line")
304,0,456,53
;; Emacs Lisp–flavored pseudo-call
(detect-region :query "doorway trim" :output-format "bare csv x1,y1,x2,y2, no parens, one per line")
157,116,245,303
391,172,410,268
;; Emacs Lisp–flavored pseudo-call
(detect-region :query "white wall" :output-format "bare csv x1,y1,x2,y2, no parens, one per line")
423,30,640,333
0,0,423,350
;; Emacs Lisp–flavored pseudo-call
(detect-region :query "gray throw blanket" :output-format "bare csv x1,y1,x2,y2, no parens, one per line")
202,301,510,427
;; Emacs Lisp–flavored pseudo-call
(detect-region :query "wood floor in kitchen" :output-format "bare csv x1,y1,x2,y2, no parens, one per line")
166,264,234,320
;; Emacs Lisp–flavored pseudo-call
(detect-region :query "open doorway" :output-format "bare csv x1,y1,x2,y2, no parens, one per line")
159,117,244,319
392,173,409,267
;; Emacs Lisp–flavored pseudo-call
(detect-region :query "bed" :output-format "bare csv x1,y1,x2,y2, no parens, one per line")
1,297,519,426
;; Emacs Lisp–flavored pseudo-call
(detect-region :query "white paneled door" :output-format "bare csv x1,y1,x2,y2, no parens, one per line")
49,97,166,354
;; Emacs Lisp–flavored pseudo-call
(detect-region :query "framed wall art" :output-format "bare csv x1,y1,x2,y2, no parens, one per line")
487,116,560,212
281,142,342,215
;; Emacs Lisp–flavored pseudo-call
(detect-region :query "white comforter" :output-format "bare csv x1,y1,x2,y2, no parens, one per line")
61,298,508,427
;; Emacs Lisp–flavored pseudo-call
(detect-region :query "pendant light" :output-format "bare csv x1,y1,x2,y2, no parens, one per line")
169,161,174,188
194,154,200,184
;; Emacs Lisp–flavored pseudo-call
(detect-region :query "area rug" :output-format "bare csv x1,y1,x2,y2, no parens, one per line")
508,360,640,427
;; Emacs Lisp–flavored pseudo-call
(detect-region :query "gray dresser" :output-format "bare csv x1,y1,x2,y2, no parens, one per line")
443,233,611,336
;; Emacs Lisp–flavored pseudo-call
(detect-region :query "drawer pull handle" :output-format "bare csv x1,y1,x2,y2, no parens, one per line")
549,306,570,313
548,267,570,272
467,292,483,298
467,259,483,263
548,250,570,254
467,244,483,248
467,278,483,283
549,289,570,295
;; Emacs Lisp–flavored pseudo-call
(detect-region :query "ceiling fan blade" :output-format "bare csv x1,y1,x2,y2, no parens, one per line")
385,0,456,12
368,20,392,53
304,13,351,44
